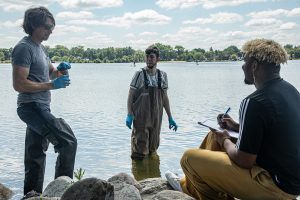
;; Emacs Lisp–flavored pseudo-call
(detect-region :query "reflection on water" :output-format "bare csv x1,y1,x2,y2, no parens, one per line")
131,152,161,181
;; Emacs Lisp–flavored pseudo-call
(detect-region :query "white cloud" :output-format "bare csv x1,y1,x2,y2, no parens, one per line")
201,0,266,9
183,12,243,25
52,25,87,36
125,33,135,38
289,7,300,17
66,9,171,28
0,1,52,12
156,0,202,9
125,38,160,50
0,19,23,28
139,32,158,36
85,32,116,45
248,7,300,18
0,36,20,47
47,32,117,48
222,30,268,40
162,26,218,48
58,0,123,9
245,18,282,27
56,11,94,20
248,9,288,18
156,0,266,9
280,22,298,30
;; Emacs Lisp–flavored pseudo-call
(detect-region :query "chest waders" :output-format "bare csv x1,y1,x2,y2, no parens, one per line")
131,69,164,159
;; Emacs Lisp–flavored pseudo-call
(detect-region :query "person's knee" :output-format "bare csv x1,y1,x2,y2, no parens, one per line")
180,148,200,168
69,136,77,151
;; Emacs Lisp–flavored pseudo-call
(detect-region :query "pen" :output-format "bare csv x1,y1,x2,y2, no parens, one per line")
222,107,231,119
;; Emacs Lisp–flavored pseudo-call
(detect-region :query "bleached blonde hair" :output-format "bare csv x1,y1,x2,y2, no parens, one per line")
242,39,288,66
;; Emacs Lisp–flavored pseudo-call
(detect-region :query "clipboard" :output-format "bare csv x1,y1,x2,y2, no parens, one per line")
197,120,239,138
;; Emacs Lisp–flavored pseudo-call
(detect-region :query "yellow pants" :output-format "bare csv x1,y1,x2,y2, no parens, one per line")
180,132,298,200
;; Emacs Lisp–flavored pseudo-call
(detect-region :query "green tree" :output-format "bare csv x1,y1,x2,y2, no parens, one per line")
230,54,238,61
174,45,185,60
0,51,4,61
294,46,300,59
70,46,85,59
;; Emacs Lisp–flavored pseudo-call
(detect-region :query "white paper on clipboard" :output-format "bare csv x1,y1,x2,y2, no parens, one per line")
198,120,239,138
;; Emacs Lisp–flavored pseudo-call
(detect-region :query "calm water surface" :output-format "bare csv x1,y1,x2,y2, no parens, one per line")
1,61,299,199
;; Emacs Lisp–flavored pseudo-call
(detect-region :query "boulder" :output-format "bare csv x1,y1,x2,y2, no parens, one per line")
60,177,114,200
137,178,172,199
107,173,141,189
43,176,73,197
0,183,13,200
113,182,141,200
108,172,138,187
108,173,141,200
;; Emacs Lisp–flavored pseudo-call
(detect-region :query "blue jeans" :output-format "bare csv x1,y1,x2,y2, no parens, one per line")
17,102,77,194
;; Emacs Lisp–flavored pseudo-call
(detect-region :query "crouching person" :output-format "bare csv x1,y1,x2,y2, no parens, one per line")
11,6,77,199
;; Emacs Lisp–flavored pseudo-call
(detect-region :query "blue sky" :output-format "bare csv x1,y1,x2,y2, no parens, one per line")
0,0,299,50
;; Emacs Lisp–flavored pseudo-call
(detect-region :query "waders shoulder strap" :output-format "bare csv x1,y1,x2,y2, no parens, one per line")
157,69,162,89
141,68,149,89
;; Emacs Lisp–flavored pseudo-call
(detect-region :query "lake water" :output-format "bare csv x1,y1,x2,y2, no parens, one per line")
1,61,299,199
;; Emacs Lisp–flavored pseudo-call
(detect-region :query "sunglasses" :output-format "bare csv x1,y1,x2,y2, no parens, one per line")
42,23,55,31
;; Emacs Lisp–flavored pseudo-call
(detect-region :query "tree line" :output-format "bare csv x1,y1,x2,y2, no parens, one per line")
1,43,299,63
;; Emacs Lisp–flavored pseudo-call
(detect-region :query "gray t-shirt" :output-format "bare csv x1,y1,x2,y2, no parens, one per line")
130,68,168,90
12,36,51,106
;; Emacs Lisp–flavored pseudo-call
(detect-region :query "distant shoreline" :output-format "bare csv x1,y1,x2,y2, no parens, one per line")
1,59,299,64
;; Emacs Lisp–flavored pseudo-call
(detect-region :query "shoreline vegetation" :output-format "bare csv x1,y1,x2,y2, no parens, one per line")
1,43,299,64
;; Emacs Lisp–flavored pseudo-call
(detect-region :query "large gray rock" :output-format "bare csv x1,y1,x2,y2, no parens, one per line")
152,190,195,200
60,177,114,200
108,173,141,200
137,178,172,199
43,176,73,197
0,183,13,200
113,182,141,200
108,172,138,187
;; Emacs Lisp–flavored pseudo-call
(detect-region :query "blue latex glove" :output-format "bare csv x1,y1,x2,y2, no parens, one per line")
126,114,134,129
57,62,71,71
52,75,70,89
168,117,178,131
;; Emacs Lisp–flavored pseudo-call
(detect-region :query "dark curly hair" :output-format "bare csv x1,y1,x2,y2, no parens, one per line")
22,6,55,36
145,46,160,57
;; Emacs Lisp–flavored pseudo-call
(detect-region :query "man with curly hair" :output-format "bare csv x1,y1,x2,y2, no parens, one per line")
166,39,300,199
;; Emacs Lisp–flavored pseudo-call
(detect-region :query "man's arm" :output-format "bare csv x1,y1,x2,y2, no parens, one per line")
224,138,256,168
162,90,172,118
13,65,53,93
215,132,257,169
127,88,135,115
49,63,59,80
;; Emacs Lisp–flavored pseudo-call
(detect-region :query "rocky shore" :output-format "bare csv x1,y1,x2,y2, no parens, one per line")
0,173,194,200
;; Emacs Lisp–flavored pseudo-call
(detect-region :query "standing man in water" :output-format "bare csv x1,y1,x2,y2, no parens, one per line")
12,7,77,199
126,45,178,160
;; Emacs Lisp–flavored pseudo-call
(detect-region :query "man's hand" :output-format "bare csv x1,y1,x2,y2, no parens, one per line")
52,75,70,89
213,130,231,148
168,117,178,131
217,113,239,132
126,114,134,129
57,62,71,75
